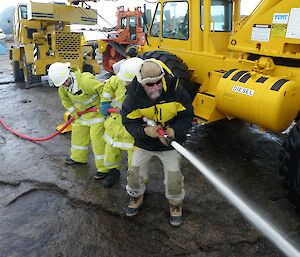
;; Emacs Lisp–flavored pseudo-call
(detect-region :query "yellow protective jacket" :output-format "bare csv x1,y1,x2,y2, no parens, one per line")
58,69,105,124
121,73,194,151
101,75,134,150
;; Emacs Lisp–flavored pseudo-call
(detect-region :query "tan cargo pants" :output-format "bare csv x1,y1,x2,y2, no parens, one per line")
126,148,185,205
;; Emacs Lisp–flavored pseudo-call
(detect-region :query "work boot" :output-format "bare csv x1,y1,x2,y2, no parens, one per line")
93,171,108,180
65,157,84,165
103,169,120,188
169,204,183,227
126,195,144,217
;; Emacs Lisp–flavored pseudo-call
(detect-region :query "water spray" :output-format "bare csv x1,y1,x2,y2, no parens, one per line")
144,118,300,257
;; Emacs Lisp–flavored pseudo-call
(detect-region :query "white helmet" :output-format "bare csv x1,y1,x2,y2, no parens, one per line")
112,59,125,75
48,62,71,87
117,57,144,82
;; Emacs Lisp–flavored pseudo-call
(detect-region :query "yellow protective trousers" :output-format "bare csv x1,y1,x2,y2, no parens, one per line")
103,143,132,170
103,113,134,171
71,118,109,173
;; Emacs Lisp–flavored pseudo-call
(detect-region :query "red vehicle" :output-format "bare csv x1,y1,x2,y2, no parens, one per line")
99,6,145,72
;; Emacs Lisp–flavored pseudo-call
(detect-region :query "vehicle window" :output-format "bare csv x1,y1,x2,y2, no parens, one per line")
138,17,143,28
200,0,233,32
20,5,28,19
240,0,260,15
120,17,126,29
129,16,136,27
150,4,161,37
129,16,137,40
162,2,189,40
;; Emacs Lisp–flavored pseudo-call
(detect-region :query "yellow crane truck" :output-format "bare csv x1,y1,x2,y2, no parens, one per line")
137,0,300,202
10,0,100,87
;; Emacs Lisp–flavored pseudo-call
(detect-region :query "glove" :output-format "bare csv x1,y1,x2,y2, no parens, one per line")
158,136,168,146
144,125,160,138
166,127,175,138
100,102,112,117
159,127,175,146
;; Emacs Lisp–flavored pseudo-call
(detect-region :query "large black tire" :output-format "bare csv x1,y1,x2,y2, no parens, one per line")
12,61,24,83
138,51,199,99
23,58,41,88
279,123,300,203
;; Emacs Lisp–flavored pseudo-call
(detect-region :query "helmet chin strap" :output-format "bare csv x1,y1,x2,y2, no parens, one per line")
68,72,79,94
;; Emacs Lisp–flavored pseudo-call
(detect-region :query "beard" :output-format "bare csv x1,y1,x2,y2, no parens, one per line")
145,88,162,101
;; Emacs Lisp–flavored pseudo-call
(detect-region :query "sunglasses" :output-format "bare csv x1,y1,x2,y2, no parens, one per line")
145,79,162,87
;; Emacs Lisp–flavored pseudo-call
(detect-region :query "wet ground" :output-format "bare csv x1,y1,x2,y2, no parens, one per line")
0,54,300,257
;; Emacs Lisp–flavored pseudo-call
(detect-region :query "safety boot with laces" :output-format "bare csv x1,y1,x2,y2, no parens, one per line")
103,168,120,187
126,195,144,217
169,204,182,227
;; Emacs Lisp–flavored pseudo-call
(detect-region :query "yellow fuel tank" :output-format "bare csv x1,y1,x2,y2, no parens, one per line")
215,69,300,132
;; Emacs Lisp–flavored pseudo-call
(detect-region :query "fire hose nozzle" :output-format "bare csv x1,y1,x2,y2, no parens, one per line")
143,117,174,145
156,127,175,145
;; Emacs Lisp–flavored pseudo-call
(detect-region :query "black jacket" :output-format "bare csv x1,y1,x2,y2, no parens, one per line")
121,74,194,151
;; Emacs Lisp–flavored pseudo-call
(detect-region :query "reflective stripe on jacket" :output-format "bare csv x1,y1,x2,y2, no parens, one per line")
58,69,105,124
101,75,134,148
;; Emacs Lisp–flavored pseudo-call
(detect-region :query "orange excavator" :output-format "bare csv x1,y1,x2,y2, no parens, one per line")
98,6,145,72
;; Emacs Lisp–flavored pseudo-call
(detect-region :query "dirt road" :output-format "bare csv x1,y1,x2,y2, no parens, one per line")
0,54,299,257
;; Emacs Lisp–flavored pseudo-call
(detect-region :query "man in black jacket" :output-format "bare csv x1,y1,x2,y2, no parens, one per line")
121,59,194,226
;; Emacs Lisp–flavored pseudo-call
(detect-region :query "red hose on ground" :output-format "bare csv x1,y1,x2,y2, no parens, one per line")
0,108,98,142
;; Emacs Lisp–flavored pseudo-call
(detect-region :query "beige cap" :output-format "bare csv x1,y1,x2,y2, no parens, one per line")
137,59,165,84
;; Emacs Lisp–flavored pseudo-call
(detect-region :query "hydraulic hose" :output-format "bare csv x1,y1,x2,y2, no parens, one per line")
0,108,98,142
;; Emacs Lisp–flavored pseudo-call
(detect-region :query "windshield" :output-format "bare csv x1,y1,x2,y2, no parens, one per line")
20,5,28,19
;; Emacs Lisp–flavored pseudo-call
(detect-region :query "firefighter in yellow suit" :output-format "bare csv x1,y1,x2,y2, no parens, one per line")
97,57,145,187
48,62,109,179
